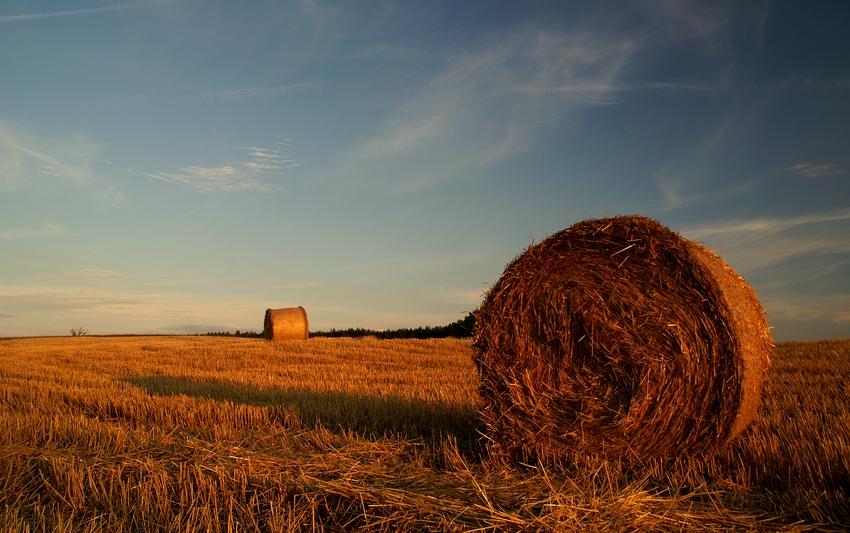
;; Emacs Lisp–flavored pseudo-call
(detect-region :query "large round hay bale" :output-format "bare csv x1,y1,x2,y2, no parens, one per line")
263,307,309,341
472,215,771,464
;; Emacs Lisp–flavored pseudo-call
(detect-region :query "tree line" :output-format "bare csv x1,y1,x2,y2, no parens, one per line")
312,313,476,339
203,312,477,339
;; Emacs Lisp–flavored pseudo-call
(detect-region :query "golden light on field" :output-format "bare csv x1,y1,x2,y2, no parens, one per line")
0,336,848,531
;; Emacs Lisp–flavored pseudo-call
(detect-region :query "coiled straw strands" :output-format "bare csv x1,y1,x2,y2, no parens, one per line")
263,307,309,341
472,215,771,464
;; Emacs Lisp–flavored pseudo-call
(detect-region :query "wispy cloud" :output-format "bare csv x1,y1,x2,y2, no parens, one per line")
653,76,845,211
764,294,850,325
145,277,258,287
328,0,751,195
640,0,737,60
0,126,23,191
143,145,297,193
43,266,257,288
0,0,186,22
273,283,325,290
642,2,785,212
0,120,100,188
682,207,850,273
653,115,769,210
786,162,846,179
297,0,340,31
0,222,68,240
327,25,639,192
681,208,850,339
0,120,125,206
45,266,127,283
771,75,850,93
191,83,320,102
684,208,850,240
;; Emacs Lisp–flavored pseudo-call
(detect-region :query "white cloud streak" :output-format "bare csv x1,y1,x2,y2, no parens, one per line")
652,114,770,210
41,266,258,288
328,24,640,192
328,0,746,195
192,83,320,102
0,222,68,240
0,126,24,191
0,120,125,206
682,208,850,273
639,0,736,60
44,266,127,283
764,294,850,325
0,0,186,22
273,283,325,290
681,208,850,339
786,162,846,179
0,121,98,188
144,145,297,193
684,208,850,240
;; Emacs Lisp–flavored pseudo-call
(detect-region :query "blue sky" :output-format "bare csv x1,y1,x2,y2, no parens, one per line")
1,1,848,341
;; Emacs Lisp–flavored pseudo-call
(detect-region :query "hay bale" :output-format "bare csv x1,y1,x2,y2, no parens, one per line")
263,307,309,341
472,215,771,464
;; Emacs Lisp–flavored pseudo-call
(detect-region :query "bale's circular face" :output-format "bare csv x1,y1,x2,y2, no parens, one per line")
472,215,771,464
264,307,309,341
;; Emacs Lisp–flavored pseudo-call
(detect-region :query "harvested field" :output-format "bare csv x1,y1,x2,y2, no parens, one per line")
0,335,847,531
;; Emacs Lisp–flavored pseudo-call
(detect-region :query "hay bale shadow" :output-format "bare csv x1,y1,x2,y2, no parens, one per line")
122,376,485,458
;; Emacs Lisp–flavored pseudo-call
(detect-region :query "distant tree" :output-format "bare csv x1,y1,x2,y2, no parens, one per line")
70,326,88,337
201,330,261,337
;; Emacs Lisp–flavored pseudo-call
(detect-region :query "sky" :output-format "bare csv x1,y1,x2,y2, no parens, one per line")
1,1,849,342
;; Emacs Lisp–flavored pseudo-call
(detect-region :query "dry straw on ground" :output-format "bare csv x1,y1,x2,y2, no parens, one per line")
473,215,772,465
263,306,309,341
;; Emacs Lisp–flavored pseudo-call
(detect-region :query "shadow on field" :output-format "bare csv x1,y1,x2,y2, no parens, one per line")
122,376,485,456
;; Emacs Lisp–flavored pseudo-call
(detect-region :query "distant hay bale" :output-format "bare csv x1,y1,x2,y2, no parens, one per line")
263,307,309,341
472,215,771,464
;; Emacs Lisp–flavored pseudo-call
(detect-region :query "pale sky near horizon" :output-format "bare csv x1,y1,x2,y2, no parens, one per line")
2,1,849,341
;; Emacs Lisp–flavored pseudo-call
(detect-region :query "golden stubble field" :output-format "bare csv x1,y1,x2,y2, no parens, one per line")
0,335,848,532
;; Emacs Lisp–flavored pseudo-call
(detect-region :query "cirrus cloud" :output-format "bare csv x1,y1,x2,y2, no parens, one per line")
326,24,640,193
786,162,846,179
143,145,298,193
0,0,187,23
0,222,68,240
0,119,125,207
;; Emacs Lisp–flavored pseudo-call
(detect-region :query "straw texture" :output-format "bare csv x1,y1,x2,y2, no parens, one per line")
263,307,309,341
472,215,771,464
